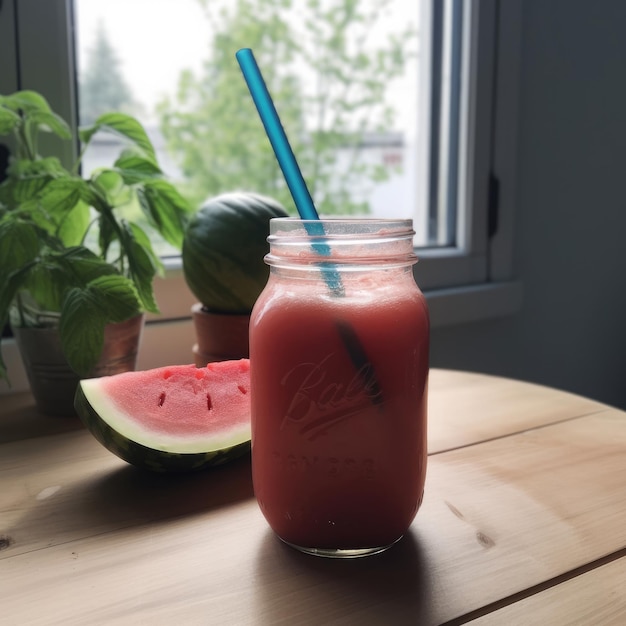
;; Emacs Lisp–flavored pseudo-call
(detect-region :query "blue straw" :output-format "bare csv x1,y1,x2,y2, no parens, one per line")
237,49,383,406
236,48,318,221
236,48,342,294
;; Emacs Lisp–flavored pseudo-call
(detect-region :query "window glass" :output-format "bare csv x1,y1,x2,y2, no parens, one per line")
74,0,459,252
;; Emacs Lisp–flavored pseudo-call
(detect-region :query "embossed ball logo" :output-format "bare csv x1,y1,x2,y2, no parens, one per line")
280,352,383,440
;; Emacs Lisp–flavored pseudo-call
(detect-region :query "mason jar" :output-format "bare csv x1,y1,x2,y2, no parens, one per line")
249,218,430,558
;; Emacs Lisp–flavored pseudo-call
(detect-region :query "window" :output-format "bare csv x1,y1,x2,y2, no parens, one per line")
0,0,521,387
73,0,425,244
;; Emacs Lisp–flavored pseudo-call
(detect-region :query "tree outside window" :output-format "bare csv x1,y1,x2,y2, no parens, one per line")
157,0,417,215
79,21,137,126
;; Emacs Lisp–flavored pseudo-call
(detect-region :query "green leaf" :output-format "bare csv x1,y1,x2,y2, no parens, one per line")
22,247,119,313
80,112,156,160
0,264,36,328
36,178,91,243
4,157,66,204
12,176,50,203
5,176,90,246
23,258,72,313
88,273,142,323
0,90,52,114
57,199,90,246
29,109,72,140
7,156,66,178
91,168,134,209
77,177,102,208
126,241,159,314
83,176,126,259
56,246,120,283
0,107,21,135
58,273,142,375
0,217,42,277
118,223,159,313
92,168,124,197
137,179,191,249
59,287,107,376
114,149,162,183
128,221,164,277
37,177,84,213
97,210,117,260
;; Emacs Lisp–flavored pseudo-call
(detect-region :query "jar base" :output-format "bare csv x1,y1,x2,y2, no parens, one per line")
281,535,402,559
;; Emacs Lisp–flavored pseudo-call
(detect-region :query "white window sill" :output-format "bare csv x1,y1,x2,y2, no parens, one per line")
0,280,522,396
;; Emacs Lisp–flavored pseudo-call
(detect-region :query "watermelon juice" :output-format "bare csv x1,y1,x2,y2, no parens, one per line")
250,219,429,557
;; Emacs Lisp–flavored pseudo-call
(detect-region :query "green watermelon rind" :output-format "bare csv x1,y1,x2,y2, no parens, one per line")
74,383,251,473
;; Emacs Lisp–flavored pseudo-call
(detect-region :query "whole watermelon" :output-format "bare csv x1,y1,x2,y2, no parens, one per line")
182,192,288,314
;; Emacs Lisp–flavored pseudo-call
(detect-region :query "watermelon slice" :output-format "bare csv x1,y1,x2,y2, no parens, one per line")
75,359,251,472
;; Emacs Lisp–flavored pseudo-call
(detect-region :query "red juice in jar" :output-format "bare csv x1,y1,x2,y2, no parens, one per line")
250,218,429,557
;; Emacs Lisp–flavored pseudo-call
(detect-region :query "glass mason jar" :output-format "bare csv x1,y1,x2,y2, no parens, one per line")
249,218,430,558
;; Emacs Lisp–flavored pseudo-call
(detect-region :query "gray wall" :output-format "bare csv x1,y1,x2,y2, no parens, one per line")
431,0,626,409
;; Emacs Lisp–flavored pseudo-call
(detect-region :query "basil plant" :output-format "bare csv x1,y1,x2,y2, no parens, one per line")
0,91,192,380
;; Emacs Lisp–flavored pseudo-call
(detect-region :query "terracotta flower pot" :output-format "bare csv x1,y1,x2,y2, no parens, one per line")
14,314,144,417
191,303,250,367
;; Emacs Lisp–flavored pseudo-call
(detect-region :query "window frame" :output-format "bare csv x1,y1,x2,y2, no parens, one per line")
416,0,490,291
0,0,522,393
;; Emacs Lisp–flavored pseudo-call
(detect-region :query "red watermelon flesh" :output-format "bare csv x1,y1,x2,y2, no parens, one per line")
75,359,251,472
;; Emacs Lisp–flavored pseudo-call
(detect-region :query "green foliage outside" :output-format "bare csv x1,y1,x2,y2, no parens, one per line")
158,0,417,214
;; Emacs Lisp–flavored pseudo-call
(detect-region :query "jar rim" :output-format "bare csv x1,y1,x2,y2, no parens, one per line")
270,217,413,224
269,217,415,241
270,217,413,229
266,217,417,269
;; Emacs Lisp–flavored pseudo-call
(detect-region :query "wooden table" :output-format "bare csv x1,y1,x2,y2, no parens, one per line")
2,369,625,625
